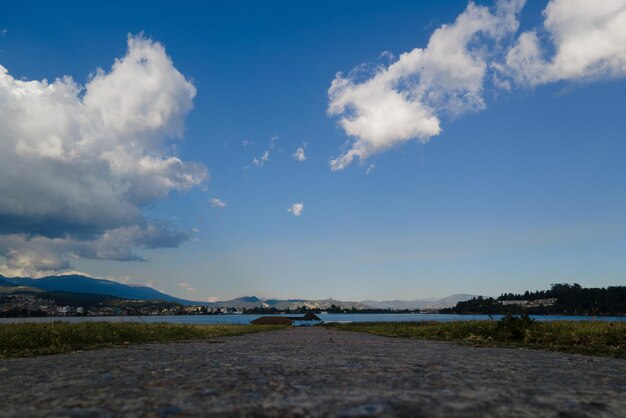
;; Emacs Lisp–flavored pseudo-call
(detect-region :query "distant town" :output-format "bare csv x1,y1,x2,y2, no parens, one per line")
0,294,238,317
0,293,428,317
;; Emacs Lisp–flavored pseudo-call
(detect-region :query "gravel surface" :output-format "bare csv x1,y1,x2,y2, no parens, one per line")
1,327,625,417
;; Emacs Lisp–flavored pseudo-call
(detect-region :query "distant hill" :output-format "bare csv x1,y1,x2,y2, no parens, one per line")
0,274,479,311
0,285,43,294
271,298,369,310
210,296,468,311
211,296,264,309
0,276,18,287
236,296,262,303
361,294,478,310
0,274,203,306
210,297,369,310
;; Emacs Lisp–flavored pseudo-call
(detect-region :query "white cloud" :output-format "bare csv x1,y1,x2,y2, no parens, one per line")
366,164,376,175
0,34,207,276
0,29,7,37
206,296,220,303
242,139,253,147
293,146,306,162
503,0,626,85
252,150,270,167
249,136,278,168
210,198,227,208
287,203,304,217
178,282,197,293
328,0,525,169
328,0,626,168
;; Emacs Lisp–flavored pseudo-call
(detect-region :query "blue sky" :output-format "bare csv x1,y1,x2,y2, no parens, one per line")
1,0,625,301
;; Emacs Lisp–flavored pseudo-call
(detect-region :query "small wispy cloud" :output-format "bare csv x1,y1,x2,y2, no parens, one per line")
293,146,306,162
0,29,7,37
250,136,279,168
287,202,304,217
366,164,376,175
242,139,253,147
179,282,197,293
206,296,220,303
379,50,395,61
252,150,270,167
210,198,227,208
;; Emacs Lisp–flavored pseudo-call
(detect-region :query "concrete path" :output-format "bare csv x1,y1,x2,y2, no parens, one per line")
1,327,625,417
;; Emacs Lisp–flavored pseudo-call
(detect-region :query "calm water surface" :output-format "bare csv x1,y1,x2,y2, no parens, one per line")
0,313,624,325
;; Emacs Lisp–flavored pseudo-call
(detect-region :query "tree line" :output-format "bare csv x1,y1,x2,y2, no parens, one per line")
440,283,626,316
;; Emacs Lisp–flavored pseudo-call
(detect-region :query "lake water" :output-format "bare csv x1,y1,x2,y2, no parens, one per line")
0,313,624,325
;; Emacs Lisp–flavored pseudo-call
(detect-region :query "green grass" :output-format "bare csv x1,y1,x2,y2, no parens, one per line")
0,322,287,358
327,318,626,358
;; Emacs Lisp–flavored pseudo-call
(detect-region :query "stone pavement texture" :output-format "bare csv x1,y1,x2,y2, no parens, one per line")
1,327,625,417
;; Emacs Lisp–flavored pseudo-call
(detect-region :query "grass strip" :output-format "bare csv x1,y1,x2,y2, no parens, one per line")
327,319,626,358
0,322,286,358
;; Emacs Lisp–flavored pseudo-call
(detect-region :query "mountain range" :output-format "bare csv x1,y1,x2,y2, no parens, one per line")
0,274,194,305
0,274,477,309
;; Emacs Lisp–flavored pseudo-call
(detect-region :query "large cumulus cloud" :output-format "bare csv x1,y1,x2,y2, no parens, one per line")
0,35,208,276
328,0,626,169
327,0,525,170
504,0,626,85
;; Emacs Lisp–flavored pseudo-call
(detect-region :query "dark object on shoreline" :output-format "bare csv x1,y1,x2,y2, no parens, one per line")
251,313,322,326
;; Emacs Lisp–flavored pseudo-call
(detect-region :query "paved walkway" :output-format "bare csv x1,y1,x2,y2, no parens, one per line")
1,327,625,417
